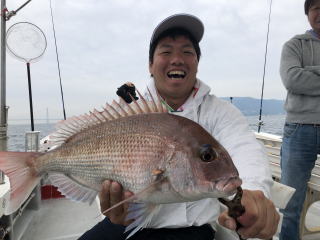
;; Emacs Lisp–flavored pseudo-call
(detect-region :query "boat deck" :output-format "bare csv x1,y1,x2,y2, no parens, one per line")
17,196,319,240
20,198,102,240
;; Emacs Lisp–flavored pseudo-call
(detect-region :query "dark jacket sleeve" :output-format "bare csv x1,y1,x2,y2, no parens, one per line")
78,217,126,240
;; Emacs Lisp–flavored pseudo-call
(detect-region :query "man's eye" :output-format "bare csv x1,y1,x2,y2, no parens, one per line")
184,51,195,55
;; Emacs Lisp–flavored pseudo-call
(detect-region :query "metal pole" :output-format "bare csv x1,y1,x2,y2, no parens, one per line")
26,62,34,131
0,0,7,139
0,0,7,185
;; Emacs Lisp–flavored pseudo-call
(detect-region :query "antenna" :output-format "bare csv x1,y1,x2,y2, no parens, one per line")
46,107,49,124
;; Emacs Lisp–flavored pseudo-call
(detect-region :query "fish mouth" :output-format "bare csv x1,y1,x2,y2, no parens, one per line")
215,177,242,195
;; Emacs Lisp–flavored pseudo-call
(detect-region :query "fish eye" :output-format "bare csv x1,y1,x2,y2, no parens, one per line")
199,144,218,162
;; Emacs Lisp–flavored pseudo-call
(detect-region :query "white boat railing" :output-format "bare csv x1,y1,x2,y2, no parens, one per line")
255,132,320,239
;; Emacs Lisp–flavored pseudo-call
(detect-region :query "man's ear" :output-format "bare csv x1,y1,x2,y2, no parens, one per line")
149,62,153,75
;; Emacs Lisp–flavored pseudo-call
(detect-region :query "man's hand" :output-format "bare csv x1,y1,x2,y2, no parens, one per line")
218,189,280,239
99,180,134,226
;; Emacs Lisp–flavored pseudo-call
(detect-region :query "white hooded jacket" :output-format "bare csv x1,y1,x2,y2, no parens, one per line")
142,78,273,228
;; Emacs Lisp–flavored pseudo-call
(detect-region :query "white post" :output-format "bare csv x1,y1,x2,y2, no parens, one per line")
25,131,41,211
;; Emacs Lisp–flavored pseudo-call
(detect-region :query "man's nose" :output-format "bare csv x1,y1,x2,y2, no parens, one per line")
170,52,184,65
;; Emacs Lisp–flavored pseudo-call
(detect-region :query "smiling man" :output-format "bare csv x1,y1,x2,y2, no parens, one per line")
79,14,279,240
149,28,199,110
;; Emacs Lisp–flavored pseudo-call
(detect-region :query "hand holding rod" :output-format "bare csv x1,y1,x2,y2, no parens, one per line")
218,186,246,240
218,187,273,240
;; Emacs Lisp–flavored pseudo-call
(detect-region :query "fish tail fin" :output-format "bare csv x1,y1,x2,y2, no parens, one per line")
0,151,43,215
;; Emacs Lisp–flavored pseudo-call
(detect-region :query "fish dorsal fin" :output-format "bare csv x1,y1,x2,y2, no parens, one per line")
48,173,98,204
48,87,167,148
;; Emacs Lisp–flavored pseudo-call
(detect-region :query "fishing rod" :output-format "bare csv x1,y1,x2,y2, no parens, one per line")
258,0,273,133
49,0,67,120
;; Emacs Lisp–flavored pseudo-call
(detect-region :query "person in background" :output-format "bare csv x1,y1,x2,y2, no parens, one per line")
279,0,320,239
79,13,279,240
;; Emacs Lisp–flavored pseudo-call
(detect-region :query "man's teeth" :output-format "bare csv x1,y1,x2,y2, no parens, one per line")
167,71,186,78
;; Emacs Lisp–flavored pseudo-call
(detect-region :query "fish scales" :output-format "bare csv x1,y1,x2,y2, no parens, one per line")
36,114,179,192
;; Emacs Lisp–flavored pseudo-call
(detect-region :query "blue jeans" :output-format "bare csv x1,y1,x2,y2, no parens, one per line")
279,123,320,240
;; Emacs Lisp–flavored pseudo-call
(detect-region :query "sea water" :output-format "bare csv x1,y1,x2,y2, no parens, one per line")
5,114,285,151
246,114,286,136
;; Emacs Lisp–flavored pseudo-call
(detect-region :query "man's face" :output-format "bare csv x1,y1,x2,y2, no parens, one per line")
149,35,198,102
308,1,320,34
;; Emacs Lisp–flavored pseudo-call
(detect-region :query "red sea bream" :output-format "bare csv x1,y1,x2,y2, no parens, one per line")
0,91,242,236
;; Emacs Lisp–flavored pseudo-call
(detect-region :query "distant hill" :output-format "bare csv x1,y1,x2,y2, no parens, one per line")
221,97,285,116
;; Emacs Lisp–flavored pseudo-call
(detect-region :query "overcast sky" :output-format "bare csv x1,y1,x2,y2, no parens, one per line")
5,0,309,123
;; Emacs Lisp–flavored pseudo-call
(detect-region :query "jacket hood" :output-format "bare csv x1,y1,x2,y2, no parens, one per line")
145,78,211,112
292,31,320,41
144,78,211,122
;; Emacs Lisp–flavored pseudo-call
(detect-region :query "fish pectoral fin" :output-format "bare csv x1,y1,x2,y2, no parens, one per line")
124,177,167,238
101,176,167,216
48,173,98,204
125,203,162,239
100,193,138,216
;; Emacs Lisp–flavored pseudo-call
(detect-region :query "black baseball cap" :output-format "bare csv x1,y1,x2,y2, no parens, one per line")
150,13,204,46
